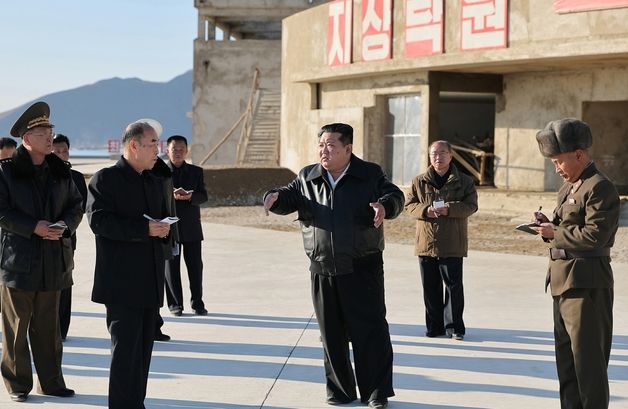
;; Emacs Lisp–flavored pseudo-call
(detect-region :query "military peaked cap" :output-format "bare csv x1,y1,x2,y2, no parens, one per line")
10,101,54,138
536,118,592,157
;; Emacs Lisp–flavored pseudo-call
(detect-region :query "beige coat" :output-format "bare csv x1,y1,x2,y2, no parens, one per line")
405,164,478,257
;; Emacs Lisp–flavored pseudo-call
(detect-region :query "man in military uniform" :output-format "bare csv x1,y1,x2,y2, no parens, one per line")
533,118,620,409
0,102,83,402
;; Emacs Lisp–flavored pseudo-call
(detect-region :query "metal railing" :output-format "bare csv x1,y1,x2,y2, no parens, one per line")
199,68,261,166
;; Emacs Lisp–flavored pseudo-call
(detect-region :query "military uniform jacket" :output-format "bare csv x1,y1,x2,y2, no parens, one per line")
547,162,620,296
0,145,84,291
88,157,169,308
404,164,478,257
167,160,208,242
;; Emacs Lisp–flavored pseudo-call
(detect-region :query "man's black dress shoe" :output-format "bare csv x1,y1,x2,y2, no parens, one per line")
171,307,183,316
194,308,208,316
367,398,388,408
9,392,28,402
155,332,171,342
325,396,355,405
425,330,446,338
44,387,75,397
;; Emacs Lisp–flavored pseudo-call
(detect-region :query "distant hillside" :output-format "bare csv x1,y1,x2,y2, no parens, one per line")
0,71,192,148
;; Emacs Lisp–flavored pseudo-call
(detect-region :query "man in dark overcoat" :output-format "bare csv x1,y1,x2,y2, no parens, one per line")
0,102,83,402
51,133,88,341
164,135,208,316
532,118,620,409
263,123,403,409
87,120,171,408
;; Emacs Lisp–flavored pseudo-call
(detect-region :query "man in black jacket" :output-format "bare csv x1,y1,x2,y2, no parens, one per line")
51,133,88,341
0,102,83,402
263,123,403,409
164,135,209,316
87,121,171,409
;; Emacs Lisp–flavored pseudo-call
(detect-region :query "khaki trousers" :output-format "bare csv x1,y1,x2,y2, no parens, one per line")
553,287,613,409
0,286,66,394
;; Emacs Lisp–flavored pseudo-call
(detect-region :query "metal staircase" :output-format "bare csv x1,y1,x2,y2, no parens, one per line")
238,88,281,166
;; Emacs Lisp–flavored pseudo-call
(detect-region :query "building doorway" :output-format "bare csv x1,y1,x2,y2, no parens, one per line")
438,92,496,185
583,101,628,194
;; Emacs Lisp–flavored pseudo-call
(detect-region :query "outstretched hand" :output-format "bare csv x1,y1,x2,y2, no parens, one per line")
264,192,279,216
370,202,386,228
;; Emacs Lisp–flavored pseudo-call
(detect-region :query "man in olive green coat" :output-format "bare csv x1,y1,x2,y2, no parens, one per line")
405,140,477,341
533,118,620,409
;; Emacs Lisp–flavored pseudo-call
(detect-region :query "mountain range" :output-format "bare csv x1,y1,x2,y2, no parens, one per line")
0,70,192,148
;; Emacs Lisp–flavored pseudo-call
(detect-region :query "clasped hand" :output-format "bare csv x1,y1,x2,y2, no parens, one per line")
148,221,170,239
34,220,65,240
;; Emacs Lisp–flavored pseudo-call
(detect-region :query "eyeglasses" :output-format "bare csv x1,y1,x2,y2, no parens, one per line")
429,151,450,157
26,128,53,138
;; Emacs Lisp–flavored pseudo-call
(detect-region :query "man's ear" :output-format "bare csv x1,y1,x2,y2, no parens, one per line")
346,143,353,154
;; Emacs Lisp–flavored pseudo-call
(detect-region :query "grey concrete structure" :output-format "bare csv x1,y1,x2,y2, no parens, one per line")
281,1,628,193
192,0,327,166
9,219,628,407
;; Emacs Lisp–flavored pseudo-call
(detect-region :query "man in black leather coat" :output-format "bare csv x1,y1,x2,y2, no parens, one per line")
264,123,403,409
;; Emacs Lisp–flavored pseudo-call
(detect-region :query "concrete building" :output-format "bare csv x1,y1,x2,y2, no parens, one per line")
192,0,327,167
280,0,628,193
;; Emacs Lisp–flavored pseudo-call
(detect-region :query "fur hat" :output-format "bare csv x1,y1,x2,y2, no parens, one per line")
536,118,592,157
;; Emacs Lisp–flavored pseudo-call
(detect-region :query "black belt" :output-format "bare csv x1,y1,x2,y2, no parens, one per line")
549,247,611,260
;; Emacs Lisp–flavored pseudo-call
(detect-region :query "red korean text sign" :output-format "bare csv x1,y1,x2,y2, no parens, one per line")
460,0,508,51
328,0,354,66
361,0,392,61
555,0,628,13
405,0,444,57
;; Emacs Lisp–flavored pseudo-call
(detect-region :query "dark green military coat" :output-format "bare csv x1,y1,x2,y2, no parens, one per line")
547,162,620,296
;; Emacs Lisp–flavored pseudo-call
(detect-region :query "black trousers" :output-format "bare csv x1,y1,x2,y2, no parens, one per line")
554,288,613,409
419,256,465,335
165,241,204,311
106,304,157,409
311,257,394,403
58,287,71,339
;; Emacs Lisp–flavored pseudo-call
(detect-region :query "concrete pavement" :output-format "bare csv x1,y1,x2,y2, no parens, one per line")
2,219,627,408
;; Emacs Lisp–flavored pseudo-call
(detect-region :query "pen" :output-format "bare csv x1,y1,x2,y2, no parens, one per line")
538,206,542,212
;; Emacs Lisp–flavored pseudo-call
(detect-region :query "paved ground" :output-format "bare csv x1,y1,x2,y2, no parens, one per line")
1,220,627,408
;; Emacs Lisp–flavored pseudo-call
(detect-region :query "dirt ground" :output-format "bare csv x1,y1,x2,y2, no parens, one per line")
201,206,628,264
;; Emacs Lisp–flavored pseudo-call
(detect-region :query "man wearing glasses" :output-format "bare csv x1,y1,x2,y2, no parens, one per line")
404,140,478,341
0,102,83,402
87,120,171,408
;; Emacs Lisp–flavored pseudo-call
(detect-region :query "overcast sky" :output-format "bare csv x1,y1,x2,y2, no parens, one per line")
0,0,197,113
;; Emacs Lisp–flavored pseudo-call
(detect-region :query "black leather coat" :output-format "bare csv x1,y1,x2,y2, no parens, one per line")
266,155,404,276
0,145,84,291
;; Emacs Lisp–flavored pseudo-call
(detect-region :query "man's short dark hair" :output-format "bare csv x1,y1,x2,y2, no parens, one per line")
53,133,71,149
0,137,17,149
318,123,353,145
166,135,188,146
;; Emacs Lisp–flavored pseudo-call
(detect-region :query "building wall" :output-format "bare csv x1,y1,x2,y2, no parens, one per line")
282,1,628,189
192,40,281,165
495,66,628,190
